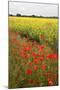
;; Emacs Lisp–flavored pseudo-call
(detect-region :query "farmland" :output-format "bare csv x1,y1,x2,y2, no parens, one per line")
9,16,58,88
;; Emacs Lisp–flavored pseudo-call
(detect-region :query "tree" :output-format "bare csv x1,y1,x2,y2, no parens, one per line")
9,14,13,16
32,15,35,17
16,13,21,17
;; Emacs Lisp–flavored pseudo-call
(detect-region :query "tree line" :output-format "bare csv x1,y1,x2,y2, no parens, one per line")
9,13,58,18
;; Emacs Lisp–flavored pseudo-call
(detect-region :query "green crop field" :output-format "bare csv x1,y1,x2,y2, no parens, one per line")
9,16,58,88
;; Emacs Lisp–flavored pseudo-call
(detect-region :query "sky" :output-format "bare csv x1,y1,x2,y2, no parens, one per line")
9,1,58,17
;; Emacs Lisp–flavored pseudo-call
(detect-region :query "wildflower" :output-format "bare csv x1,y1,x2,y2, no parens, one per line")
23,45,32,52
37,53,40,57
33,66,38,71
39,45,45,52
26,69,32,75
48,79,53,86
40,45,45,49
32,52,37,58
41,64,46,71
34,58,38,64
24,53,30,59
47,54,58,59
41,54,44,57
22,43,27,47
40,57,44,61
19,51,25,58
29,62,32,66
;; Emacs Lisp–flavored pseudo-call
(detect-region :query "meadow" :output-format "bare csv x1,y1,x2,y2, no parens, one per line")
9,16,58,88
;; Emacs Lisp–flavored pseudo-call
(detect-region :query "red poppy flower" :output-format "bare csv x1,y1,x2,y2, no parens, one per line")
19,51,25,58
24,53,30,59
48,79,53,86
33,66,38,71
39,57,44,61
26,69,32,75
29,62,32,66
23,45,32,52
32,52,37,58
39,45,45,52
39,49,43,52
37,53,40,57
34,58,38,64
41,54,44,57
41,64,46,71
47,54,58,59
22,43,27,47
40,45,45,49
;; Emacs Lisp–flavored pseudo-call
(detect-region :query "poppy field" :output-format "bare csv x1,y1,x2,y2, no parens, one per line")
9,16,58,88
